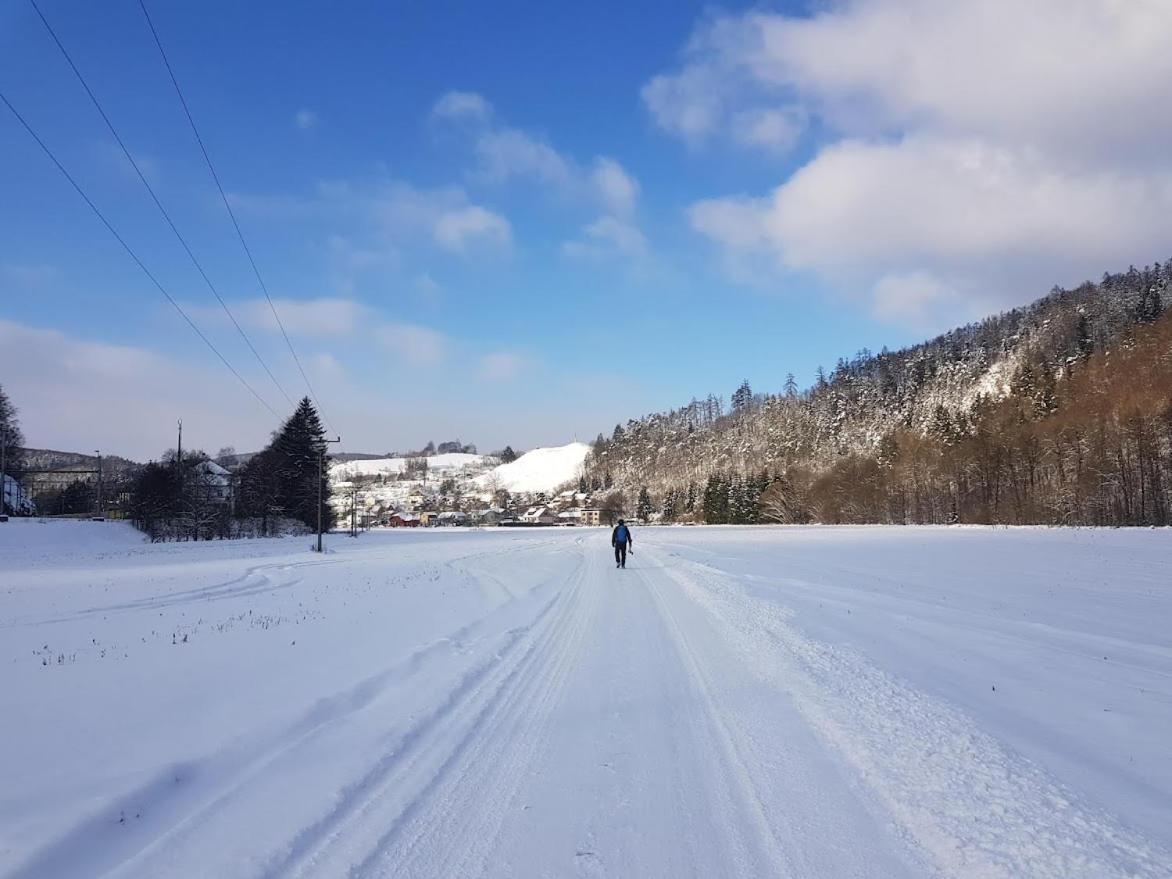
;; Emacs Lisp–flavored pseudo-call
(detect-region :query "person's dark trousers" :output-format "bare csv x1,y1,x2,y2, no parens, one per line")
614,544,627,567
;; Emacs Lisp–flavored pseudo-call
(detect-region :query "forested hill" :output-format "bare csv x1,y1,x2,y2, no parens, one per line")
585,261,1172,526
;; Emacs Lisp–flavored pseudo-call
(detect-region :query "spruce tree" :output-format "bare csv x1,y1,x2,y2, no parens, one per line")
732,380,752,412
661,489,677,522
0,384,26,491
269,397,335,531
636,486,654,522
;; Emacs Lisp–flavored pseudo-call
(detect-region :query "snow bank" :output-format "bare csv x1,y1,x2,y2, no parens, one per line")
0,516,147,567
476,442,590,493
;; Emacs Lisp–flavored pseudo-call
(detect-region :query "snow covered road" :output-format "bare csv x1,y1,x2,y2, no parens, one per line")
1,521,1169,878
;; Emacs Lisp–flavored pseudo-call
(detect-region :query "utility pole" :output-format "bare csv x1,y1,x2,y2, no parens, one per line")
94,449,103,519
316,436,341,552
350,485,358,537
0,431,7,519
175,418,183,489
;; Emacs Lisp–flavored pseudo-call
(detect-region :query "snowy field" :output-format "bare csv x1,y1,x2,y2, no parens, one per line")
1,520,1169,878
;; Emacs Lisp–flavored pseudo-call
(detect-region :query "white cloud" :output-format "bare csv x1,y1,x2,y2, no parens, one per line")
0,319,279,460
474,129,573,187
370,182,511,254
478,351,528,382
188,297,371,338
658,1,1172,325
692,136,1172,292
591,158,640,217
430,90,494,124
377,322,448,367
744,0,1172,166
563,216,648,260
642,63,725,145
309,352,344,378
436,92,645,226
872,271,965,330
295,109,319,130
730,108,803,154
642,13,788,151
433,205,512,253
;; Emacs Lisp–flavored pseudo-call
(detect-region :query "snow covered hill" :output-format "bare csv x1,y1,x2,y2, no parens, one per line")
477,442,591,493
328,453,498,522
333,452,491,481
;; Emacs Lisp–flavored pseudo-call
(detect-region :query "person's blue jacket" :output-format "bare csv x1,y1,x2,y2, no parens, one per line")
611,523,632,547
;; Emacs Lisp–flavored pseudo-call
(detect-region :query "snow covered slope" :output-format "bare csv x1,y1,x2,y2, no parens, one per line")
2,520,1170,877
332,452,491,480
477,442,590,493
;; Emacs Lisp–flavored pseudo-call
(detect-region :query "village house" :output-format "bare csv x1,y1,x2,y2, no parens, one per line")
520,505,558,526
580,507,617,527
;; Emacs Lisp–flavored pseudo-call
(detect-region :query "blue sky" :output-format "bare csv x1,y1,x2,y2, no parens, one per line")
3,0,1170,459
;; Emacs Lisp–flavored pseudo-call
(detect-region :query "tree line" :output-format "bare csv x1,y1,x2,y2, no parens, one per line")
621,310,1172,527
129,398,336,541
590,262,1171,527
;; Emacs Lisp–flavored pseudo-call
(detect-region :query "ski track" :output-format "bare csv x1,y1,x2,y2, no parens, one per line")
653,547,1171,879
3,525,1169,879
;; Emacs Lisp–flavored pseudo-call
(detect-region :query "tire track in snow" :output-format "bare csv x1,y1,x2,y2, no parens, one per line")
657,549,1172,879
638,561,795,877
264,541,593,878
4,578,564,879
358,538,598,878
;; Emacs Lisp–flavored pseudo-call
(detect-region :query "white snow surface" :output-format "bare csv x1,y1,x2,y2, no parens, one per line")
1,520,1170,878
477,442,590,493
332,453,492,480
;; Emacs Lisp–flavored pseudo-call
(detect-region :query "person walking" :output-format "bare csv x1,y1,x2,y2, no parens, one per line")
611,518,633,568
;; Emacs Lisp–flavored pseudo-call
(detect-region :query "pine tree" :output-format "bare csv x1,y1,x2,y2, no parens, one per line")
703,474,730,524
732,380,752,412
1076,314,1094,358
636,486,654,522
0,384,27,502
784,373,798,398
500,445,518,463
268,397,335,531
661,488,677,522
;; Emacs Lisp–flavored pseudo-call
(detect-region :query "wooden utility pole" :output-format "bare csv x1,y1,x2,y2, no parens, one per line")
350,486,358,537
95,449,103,518
316,436,341,552
176,419,183,493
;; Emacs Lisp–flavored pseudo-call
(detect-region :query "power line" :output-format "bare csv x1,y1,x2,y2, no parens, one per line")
28,0,296,410
135,0,335,433
0,88,280,418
